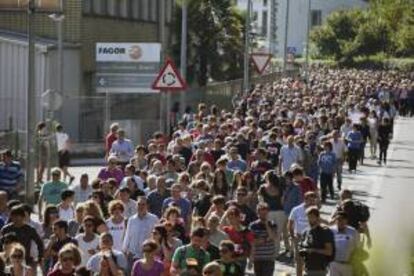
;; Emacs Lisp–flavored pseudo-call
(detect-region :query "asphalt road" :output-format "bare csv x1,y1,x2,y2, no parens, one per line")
67,117,414,276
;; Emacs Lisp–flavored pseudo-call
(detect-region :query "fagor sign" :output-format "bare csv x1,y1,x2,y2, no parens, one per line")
96,43,160,63
95,42,161,93
98,47,126,55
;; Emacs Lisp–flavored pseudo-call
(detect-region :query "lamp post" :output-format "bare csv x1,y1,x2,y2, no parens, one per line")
180,1,188,114
48,14,65,97
282,0,290,72
243,0,252,93
26,0,36,204
305,0,311,87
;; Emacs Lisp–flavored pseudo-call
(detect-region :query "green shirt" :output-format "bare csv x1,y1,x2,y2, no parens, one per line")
172,244,210,270
40,181,68,205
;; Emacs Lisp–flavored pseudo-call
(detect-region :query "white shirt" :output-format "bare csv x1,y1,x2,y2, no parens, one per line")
122,212,159,258
56,132,69,151
71,185,93,206
120,175,145,191
106,218,126,251
288,203,309,236
331,139,347,160
280,145,301,173
122,199,137,218
58,205,75,222
76,233,99,267
330,225,359,262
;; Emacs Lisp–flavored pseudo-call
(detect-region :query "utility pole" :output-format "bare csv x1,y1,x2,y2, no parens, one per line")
243,0,252,93
159,0,167,134
305,0,311,87
47,13,64,180
26,0,36,204
282,0,290,72
180,1,188,115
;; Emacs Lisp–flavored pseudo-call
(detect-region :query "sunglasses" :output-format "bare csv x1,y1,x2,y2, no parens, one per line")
142,247,153,253
11,254,23,259
61,256,74,262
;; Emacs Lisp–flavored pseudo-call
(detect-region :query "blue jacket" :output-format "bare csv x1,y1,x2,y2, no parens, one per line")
318,151,337,174
283,183,302,215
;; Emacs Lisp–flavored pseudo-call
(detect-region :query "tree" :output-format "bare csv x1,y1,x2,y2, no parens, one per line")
310,0,414,61
171,0,245,86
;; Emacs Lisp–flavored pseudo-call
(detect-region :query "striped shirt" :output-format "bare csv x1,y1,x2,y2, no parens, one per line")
0,161,23,192
249,219,277,260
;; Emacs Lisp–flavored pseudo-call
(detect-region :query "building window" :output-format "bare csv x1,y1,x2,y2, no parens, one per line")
141,0,149,21
92,0,107,15
263,0,267,6
262,10,268,36
311,10,322,27
131,0,140,19
83,0,92,13
166,0,173,23
149,0,158,22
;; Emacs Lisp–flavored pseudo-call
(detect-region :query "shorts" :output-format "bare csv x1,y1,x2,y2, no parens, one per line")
58,150,70,167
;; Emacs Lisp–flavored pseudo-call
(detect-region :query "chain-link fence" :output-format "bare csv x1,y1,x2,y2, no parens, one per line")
0,69,299,159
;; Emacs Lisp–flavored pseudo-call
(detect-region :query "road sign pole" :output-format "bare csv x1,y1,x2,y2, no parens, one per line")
166,91,171,137
283,0,290,73
26,0,36,205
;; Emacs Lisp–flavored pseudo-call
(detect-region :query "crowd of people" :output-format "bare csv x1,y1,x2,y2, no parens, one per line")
0,68,413,276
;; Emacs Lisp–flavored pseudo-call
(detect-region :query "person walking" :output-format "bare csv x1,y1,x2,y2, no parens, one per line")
249,202,277,276
123,196,159,270
299,207,335,276
367,111,379,159
318,142,337,202
329,211,359,276
55,124,75,183
345,124,362,173
377,118,392,166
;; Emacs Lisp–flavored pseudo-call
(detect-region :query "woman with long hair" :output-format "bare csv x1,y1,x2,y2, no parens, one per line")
5,243,34,276
257,170,285,257
82,200,107,234
47,243,81,276
42,205,60,240
211,169,229,198
151,224,180,276
162,207,186,244
131,240,164,276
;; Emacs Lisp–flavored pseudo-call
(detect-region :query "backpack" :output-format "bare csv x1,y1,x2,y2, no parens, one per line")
341,200,370,229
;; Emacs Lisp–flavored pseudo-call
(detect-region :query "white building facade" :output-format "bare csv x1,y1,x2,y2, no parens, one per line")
236,0,367,56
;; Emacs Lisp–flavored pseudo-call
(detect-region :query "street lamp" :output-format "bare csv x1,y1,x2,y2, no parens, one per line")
243,0,252,94
48,13,65,96
305,0,311,87
282,0,290,72
46,13,64,180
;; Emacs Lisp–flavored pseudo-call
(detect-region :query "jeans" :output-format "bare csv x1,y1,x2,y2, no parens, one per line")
379,142,389,163
348,148,359,171
320,172,334,201
335,159,343,189
254,260,275,275
268,210,289,255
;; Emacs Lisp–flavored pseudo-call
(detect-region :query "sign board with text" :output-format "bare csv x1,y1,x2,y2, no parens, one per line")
95,43,161,93
0,0,63,12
